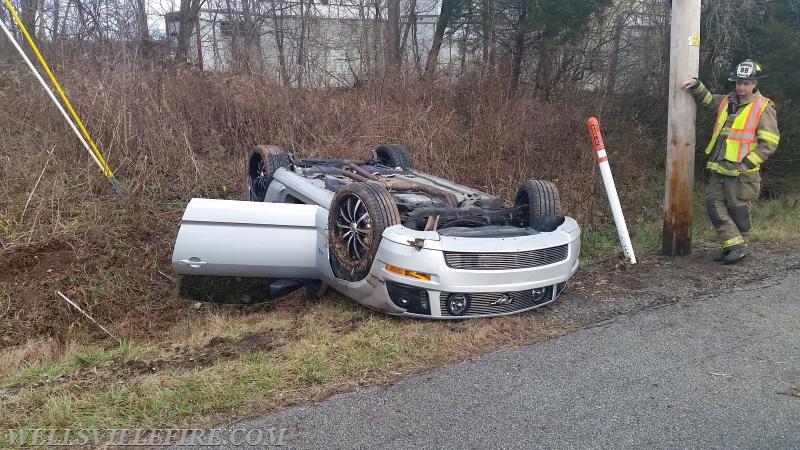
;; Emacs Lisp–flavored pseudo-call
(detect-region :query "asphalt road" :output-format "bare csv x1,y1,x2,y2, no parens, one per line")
176,270,800,449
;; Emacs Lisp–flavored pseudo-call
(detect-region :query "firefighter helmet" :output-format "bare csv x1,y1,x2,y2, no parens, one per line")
728,59,766,81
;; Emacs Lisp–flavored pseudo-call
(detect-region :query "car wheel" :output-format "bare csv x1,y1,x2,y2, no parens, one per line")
515,180,564,231
328,182,400,282
374,144,414,170
247,145,291,202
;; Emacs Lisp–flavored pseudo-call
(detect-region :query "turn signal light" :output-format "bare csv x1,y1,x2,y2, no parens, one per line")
385,264,432,281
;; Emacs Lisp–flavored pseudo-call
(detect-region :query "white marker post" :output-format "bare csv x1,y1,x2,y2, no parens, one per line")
586,117,637,264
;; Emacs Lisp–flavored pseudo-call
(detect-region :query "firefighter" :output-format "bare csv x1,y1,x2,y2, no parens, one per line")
681,59,780,264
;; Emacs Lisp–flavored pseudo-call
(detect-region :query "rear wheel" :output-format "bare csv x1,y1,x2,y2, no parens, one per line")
374,144,413,170
328,182,400,281
515,180,563,231
247,145,291,201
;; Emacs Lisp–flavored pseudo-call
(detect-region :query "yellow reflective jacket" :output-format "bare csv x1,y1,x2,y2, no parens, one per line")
689,80,780,176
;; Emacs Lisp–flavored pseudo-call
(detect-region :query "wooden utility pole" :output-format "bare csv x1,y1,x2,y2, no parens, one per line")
662,0,701,256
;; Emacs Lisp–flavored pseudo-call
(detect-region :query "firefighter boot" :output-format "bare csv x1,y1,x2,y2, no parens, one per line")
723,246,751,264
712,249,729,262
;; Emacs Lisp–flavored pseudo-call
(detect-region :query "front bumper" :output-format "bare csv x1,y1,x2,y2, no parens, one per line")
356,218,581,319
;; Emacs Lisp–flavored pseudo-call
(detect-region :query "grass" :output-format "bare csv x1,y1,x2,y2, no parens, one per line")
0,340,155,386
580,188,800,264
0,292,575,446
750,195,800,244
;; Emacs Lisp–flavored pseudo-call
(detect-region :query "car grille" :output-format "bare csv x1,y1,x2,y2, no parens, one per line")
439,286,555,317
442,244,568,270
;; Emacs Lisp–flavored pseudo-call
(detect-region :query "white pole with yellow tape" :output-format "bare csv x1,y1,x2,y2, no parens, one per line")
586,117,636,264
1,0,121,195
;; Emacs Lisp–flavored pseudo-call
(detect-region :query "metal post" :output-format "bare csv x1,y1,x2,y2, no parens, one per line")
662,0,702,256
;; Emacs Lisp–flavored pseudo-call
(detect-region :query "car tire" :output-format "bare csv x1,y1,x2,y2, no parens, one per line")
374,144,414,170
328,182,400,282
515,180,564,231
247,145,291,202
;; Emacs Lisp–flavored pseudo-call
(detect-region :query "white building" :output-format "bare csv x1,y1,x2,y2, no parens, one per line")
166,0,451,87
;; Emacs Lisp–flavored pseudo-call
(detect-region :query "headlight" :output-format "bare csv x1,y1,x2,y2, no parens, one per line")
446,293,470,316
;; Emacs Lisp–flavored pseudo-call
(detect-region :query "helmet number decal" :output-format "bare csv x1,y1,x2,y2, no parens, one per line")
737,61,755,78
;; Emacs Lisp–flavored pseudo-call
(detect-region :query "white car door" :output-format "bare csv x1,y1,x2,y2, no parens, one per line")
172,198,324,279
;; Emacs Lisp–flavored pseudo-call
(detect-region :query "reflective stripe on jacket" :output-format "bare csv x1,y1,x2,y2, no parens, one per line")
704,94,771,163
689,80,780,177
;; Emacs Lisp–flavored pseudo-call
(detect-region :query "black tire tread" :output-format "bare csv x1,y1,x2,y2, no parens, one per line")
375,144,414,170
328,182,400,281
247,145,291,201
515,180,562,225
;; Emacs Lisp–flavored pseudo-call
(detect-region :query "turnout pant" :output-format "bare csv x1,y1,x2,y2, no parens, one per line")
705,172,761,249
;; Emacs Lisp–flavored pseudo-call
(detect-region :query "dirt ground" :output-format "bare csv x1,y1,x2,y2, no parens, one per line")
3,238,797,355
560,243,800,326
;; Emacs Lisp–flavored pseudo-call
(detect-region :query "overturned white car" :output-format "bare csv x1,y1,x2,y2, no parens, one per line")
172,144,581,319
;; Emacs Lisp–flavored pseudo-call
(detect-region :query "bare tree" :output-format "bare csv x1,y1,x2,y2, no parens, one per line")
297,0,309,87
135,0,150,45
37,0,46,42
237,0,264,72
700,0,767,81
19,0,38,42
480,0,495,72
176,0,204,62
386,0,400,68
507,5,526,94
0,4,12,59
271,0,292,86
425,0,461,74
371,0,382,69
51,0,61,41
605,13,624,93
72,0,107,41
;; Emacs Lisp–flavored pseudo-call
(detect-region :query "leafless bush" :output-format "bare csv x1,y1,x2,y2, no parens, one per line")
701,0,769,83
